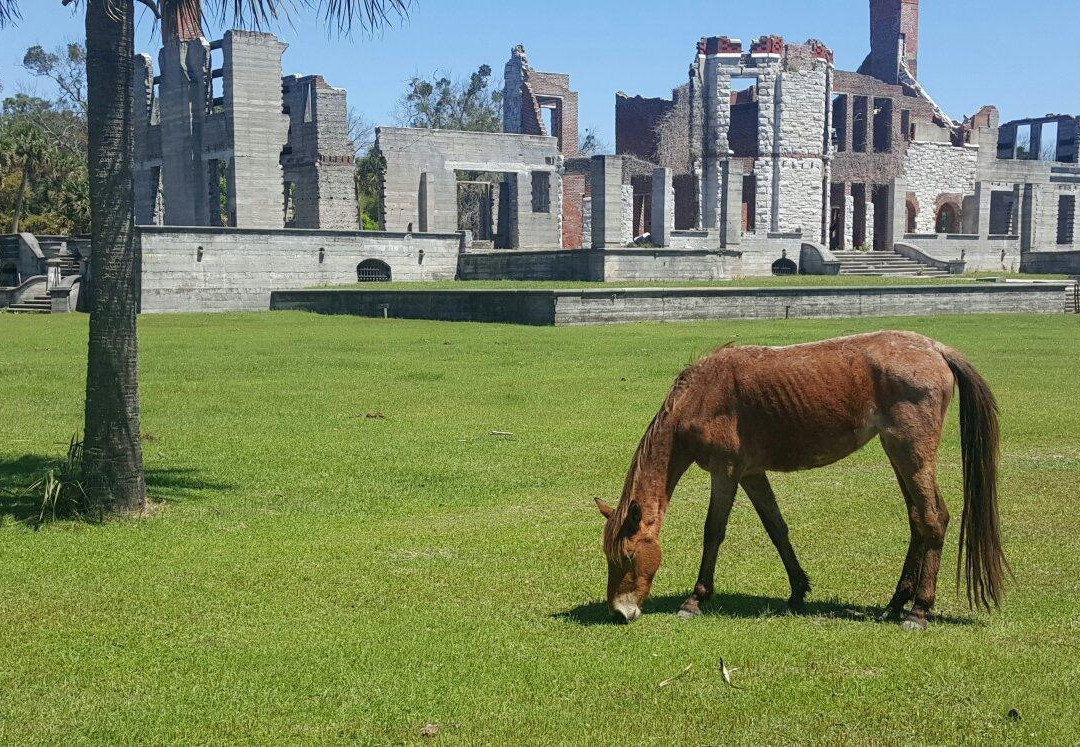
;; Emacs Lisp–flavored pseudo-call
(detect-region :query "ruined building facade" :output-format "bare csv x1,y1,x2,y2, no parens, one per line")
502,46,582,248
613,0,1080,270
133,29,357,230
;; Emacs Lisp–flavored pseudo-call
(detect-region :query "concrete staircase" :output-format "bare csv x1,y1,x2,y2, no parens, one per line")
831,250,950,278
5,294,51,313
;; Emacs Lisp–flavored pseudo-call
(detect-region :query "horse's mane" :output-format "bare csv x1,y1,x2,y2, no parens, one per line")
602,360,703,563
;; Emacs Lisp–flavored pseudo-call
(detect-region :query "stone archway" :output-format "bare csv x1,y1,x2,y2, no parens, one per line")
934,195,963,235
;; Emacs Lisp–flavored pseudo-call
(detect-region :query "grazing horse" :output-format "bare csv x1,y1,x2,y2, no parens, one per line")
595,331,1005,630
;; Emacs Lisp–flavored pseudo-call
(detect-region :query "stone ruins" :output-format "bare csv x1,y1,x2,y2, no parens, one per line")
3,0,1079,314
132,26,356,230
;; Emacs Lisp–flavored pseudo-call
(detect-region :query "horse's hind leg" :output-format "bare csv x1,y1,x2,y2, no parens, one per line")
740,473,811,611
678,470,737,619
881,434,950,631
880,452,921,621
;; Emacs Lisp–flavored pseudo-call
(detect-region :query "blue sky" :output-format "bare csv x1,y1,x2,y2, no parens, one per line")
1,0,1077,146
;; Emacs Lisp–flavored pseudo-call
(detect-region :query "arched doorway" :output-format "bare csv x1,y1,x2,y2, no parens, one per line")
935,203,960,234
357,259,392,282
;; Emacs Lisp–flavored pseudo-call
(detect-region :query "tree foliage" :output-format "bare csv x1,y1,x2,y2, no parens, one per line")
0,44,90,235
395,64,502,132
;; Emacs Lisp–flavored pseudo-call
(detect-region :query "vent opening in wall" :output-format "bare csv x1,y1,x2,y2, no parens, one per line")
197,246,203,262
357,259,391,282
771,257,797,276
1058,195,1076,245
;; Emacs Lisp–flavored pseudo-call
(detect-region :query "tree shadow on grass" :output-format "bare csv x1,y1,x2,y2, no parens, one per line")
0,453,233,525
554,592,978,628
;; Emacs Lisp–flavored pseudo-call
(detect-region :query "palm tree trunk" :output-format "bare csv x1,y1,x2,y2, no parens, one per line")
83,0,146,513
8,160,29,234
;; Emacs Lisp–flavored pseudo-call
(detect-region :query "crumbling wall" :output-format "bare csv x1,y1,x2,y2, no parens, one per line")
281,75,358,230
377,127,563,250
686,36,832,242
774,64,830,236
903,140,977,233
615,93,674,164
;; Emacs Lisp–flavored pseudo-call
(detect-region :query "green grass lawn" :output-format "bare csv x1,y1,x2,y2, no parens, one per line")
1,311,1079,744
324,272,1071,291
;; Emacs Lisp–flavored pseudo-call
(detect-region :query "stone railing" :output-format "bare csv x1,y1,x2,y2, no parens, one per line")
0,274,46,308
799,242,841,275
894,241,966,275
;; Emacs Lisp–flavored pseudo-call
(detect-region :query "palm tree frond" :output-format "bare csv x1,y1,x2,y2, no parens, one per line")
186,0,408,34
0,0,22,28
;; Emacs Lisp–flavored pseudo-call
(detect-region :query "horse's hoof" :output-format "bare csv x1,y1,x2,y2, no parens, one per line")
788,595,806,613
677,605,701,620
901,615,927,631
878,607,903,623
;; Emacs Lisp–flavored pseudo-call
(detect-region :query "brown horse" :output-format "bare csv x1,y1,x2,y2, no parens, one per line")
595,331,1006,630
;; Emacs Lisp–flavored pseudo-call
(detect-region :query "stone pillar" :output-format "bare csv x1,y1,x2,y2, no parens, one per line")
720,160,743,247
973,182,991,239
158,38,211,226
45,258,62,291
590,155,623,249
132,54,159,226
650,168,673,246
1020,183,1034,251
886,178,907,248
865,196,875,251
222,31,290,228
621,185,633,245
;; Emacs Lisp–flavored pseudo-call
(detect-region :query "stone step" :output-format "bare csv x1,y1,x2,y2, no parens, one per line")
6,294,52,313
829,249,949,278
840,270,949,277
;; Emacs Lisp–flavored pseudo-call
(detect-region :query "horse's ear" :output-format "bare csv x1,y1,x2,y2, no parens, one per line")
623,501,642,534
594,498,614,519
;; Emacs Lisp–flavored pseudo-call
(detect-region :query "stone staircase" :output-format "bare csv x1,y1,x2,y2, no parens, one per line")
5,293,51,314
831,250,950,278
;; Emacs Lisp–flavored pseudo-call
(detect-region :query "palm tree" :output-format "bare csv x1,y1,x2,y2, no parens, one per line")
0,0,407,515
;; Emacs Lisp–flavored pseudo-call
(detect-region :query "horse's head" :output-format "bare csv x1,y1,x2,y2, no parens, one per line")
596,498,661,623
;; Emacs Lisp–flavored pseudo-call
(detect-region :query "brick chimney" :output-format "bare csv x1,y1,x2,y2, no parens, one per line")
869,0,919,84
162,0,203,43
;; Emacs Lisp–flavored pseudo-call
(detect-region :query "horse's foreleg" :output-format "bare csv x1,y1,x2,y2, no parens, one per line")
741,473,811,611
678,470,736,619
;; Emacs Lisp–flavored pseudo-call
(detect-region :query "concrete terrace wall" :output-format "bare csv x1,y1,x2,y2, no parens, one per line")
272,289,558,326
270,282,1070,326
459,250,602,281
139,226,460,312
457,248,743,282
1021,250,1080,274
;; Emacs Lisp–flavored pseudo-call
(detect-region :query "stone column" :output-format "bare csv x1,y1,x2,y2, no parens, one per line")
720,160,743,247
222,31,290,228
650,168,673,246
590,155,624,249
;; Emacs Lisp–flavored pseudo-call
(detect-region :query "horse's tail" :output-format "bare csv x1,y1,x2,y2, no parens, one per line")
939,346,1008,611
